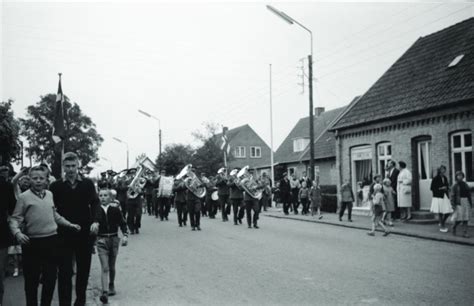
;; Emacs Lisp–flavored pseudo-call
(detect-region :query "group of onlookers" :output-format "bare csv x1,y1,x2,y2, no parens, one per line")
1,152,128,306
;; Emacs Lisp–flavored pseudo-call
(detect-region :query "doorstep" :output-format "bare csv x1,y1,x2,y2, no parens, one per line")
262,208,474,247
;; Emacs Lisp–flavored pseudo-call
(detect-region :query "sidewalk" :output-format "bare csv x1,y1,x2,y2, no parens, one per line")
262,208,474,247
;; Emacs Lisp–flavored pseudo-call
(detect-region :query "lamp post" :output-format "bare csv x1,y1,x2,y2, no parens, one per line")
267,5,316,181
113,137,129,169
138,109,162,158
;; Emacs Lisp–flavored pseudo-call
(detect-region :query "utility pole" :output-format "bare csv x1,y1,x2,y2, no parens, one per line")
159,129,162,158
269,64,275,186
298,58,306,95
308,54,315,181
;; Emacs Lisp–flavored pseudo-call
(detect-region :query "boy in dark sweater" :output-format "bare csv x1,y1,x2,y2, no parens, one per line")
96,189,128,304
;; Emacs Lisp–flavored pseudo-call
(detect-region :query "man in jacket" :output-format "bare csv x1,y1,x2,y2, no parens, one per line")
173,178,188,227
279,172,291,215
215,168,230,222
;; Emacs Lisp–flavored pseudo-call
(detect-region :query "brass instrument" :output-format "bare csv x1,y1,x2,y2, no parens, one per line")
126,165,147,199
176,164,206,198
237,166,263,200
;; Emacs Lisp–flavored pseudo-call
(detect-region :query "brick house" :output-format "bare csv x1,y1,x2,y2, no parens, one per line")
273,105,348,185
215,124,272,172
330,18,474,213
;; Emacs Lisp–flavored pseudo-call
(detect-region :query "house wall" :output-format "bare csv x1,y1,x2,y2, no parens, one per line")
280,159,337,186
335,105,474,212
228,130,271,170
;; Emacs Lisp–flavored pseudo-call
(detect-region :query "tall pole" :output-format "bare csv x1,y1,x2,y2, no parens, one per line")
126,144,129,169
308,54,315,181
269,64,275,186
159,128,162,158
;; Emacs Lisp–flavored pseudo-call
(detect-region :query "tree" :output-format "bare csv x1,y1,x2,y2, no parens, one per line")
155,144,194,175
0,99,21,165
191,122,229,176
20,94,103,172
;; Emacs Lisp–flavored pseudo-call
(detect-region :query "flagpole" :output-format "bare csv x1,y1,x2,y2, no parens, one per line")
224,151,228,169
59,73,64,179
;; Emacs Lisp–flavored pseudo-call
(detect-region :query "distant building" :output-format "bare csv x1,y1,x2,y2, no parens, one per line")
330,18,474,212
215,124,272,174
273,105,348,186
133,155,157,172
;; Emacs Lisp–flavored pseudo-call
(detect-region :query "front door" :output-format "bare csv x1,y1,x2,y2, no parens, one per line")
417,140,432,210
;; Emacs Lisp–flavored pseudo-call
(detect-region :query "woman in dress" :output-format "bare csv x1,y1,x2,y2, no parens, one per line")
451,171,472,238
397,161,412,221
430,165,453,233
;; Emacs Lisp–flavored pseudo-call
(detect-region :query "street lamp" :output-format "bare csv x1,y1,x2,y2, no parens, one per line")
267,5,316,181
100,156,113,170
113,137,129,169
138,109,162,158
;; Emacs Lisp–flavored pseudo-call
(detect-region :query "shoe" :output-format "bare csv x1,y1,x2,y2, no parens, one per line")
13,268,19,277
318,215,323,219
440,227,448,233
254,225,259,229
135,229,139,234
248,225,252,229
367,231,375,236
184,223,187,226
197,226,201,231
192,227,196,231
165,217,168,221
179,224,182,227
109,284,116,296
238,219,242,224
339,218,342,222
234,222,238,225
100,293,108,304
348,219,353,222
383,231,390,237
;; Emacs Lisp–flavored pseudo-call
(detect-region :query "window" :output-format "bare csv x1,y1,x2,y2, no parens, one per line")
377,142,392,174
293,138,310,152
250,146,261,158
288,167,296,176
451,131,473,182
234,146,246,158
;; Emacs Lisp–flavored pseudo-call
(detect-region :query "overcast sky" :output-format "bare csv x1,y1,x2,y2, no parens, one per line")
2,0,473,175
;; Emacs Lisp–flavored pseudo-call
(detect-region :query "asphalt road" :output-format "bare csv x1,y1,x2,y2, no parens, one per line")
5,212,473,306
84,212,473,306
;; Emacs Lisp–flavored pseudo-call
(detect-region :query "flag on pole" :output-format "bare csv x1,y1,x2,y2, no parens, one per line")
52,74,66,144
220,128,231,155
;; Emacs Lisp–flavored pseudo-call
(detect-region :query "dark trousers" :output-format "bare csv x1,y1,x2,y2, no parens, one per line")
301,198,309,214
0,247,7,304
145,194,153,215
158,197,170,220
119,200,127,220
127,202,142,232
245,199,260,227
22,235,58,306
339,201,353,220
291,189,299,214
219,195,231,220
392,193,400,219
231,199,244,223
187,199,201,228
260,194,270,212
201,198,208,216
176,201,188,226
282,195,291,214
58,234,93,306
208,200,218,218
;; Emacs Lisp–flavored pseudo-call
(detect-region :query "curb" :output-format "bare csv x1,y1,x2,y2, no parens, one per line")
263,214,474,247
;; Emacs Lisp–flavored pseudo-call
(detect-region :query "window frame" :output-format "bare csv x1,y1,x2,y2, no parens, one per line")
376,142,392,175
250,146,262,158
234,146,246,158
451,131,473,183
293,137,310,153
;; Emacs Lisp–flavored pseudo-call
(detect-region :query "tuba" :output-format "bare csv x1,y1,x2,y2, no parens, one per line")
176,164,206,198
127,165,147,199
237,166,263,200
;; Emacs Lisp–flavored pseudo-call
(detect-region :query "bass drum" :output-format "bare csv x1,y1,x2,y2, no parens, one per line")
211,191,219,201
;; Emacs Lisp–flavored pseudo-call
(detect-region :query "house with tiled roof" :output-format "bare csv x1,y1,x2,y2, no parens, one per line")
273,105,348,185
330,17,474,213
215,124,272,172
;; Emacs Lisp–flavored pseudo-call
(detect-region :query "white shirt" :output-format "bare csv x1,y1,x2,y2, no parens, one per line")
101,204,110,214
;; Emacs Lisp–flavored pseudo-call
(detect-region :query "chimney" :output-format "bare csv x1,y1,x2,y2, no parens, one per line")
314,107,325,117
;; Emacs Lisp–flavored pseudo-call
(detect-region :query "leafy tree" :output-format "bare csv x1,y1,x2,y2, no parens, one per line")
191,122,229,176
20,94,103,174
0,99,21,165
155,143,194,175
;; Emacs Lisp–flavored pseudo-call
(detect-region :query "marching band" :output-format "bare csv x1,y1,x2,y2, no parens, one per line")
97,163,268,233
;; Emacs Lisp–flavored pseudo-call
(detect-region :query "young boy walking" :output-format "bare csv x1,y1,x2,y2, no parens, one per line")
298,181,310,215
96,189,128,304
310,178,323,219
367,184,390,237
